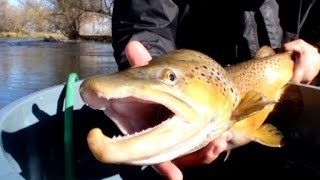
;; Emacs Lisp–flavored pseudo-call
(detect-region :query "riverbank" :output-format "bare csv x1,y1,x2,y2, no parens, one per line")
0,31,113,43
0,31,68,41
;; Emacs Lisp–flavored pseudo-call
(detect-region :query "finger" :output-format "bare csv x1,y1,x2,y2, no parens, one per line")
125,41,152,67
285,40,320,84
211,135,229,156
283,39,304,52
152,161,183,180
290,60,304,83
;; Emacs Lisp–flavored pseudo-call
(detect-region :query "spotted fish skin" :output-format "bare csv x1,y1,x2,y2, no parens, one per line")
158,49,241,113
226,46,293,97
225,46,294,149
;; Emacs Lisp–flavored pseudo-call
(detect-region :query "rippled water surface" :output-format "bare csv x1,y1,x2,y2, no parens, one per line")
0,38,118,109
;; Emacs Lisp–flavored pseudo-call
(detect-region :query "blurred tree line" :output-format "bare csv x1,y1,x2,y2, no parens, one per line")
0,0,113,39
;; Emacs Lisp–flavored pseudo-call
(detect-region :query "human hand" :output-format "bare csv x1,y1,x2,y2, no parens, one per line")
124,41,232,180
283,39,320,84
125,41,152,67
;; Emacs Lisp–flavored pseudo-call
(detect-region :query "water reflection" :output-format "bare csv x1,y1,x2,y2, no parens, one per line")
0,38,118,109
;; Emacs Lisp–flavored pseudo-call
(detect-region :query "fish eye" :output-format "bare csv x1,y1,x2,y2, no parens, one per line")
168,72,176,81
161,69,178,85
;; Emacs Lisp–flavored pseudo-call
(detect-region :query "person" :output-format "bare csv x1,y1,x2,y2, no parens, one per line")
111,0,320,179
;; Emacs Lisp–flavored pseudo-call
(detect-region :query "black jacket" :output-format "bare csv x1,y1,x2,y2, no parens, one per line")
112,0,283,70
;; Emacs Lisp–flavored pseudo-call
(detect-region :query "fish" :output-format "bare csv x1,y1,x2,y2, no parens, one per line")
225,46,294,151
79,49,272,165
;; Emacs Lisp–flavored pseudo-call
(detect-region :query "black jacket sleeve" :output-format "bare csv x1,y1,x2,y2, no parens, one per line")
112,0,179,70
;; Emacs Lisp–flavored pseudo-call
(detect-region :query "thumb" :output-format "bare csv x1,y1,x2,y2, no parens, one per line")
125,41,152,67
291,62,304,83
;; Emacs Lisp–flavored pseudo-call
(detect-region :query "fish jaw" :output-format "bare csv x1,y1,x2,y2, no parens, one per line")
86,115,195,165
80,75,231,165
87,114,230,165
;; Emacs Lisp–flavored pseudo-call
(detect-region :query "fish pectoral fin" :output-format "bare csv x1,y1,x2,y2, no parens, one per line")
253,123,285,147
230,90,275,121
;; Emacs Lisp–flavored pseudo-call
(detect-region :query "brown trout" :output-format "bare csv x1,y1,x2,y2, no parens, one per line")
80,49,272,165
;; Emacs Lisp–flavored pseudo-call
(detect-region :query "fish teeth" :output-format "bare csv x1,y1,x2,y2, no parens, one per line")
109,116,177,141
111,135,122,140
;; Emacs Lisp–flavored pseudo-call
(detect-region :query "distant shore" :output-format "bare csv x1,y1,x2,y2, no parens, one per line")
0,31,68,41
0,31,112,43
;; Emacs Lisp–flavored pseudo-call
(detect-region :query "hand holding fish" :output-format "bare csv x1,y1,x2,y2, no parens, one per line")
284,39,320,84
122,40,308,179
124,41,233,180
81,41,296,180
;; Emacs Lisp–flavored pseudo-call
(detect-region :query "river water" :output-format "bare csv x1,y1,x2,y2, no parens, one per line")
0,38,118,109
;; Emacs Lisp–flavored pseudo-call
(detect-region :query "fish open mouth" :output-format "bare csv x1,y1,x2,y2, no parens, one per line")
82,89,176,137
106,97,175,136
80,85,201,164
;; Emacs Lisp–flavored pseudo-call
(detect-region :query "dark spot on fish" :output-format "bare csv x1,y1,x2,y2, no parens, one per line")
203,65,208,69
195,67,199,70
207,80,210,84
186,73,195,78
230,88,234,93
223,87,226,92
216,76,221,81
201,73,205,77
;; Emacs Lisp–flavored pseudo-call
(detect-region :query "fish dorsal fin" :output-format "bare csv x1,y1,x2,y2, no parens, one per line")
253,123,285,147
230,90,275,121
254,46,275,59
